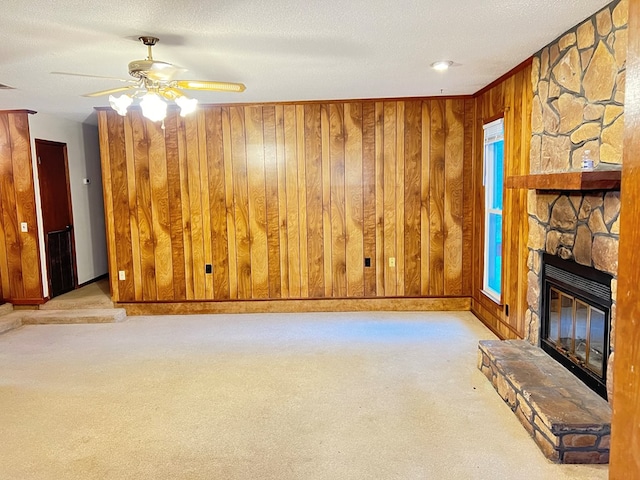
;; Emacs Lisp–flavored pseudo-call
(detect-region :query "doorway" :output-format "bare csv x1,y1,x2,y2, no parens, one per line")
35,139,77,298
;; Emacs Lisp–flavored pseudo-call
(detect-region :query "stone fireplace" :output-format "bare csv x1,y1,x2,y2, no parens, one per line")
525,0,625,400
477,0,626,464
527,191,619,396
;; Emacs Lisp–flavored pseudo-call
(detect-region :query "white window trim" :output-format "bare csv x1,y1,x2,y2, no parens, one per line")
482,118,504,304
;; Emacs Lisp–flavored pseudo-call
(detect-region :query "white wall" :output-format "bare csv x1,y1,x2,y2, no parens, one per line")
29,113,108,294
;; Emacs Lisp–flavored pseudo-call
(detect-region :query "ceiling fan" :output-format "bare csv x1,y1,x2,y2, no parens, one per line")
53,36,246,122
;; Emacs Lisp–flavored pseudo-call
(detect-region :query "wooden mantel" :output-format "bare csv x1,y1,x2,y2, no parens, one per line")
505,169,621,191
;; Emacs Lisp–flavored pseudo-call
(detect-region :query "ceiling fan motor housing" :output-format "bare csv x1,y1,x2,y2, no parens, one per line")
128,59,156,78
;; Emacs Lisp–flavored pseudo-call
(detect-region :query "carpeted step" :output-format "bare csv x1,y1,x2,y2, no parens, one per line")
39,295,114,310
19,308,127,325
0,313,22,334
0,303,14,317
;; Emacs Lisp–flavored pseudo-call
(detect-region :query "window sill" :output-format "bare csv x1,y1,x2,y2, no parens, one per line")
481,289,503,307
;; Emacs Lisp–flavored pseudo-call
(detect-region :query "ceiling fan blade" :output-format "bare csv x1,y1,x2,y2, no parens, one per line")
82,86,137,98
175,80,246,93
51,72,134,83
144,63,187,82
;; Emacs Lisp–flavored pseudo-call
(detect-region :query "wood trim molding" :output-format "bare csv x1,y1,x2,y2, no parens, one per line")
119,297,472,315
473,57,534,98
10,297,48,305
0,109,37,116
93,94,475,112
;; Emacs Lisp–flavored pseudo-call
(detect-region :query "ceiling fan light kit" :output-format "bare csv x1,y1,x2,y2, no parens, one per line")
58,36,246,123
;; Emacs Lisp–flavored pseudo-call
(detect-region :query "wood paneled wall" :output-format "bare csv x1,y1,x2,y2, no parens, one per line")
611,0,640,475
471,61,533,339
98,99,474,303
0,110,43,303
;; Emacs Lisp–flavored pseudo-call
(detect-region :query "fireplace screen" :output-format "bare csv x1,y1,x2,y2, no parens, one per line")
541,254,612,399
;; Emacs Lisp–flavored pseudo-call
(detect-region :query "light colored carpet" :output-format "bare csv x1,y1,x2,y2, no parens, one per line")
0,311,608,479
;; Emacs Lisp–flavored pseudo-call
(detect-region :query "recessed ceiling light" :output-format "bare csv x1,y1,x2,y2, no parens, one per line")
431,61,454,71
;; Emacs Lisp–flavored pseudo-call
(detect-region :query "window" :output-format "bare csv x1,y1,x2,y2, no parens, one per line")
483,118,504,303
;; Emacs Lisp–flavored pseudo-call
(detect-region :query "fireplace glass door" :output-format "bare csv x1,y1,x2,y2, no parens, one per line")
546,288,605,377
541,253,611,399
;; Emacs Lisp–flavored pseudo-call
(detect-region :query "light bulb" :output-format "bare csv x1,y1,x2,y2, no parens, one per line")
108,94,133,116
175,95,198,117
431,60,454,71
140,92,167,122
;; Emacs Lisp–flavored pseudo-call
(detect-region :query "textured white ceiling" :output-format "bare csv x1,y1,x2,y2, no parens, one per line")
0,0,612,124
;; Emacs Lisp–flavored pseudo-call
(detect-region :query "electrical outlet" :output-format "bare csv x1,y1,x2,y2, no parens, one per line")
364,257,371,267
20,222,28,232
389,257,396,267
205,264,212,274
118,270,126,281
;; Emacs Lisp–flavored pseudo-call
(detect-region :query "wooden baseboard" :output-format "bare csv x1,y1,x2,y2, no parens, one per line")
471,298,521,340
11,297,48,306
118,296,472,316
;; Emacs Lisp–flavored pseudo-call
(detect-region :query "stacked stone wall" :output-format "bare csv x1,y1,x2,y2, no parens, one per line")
526,0,627,402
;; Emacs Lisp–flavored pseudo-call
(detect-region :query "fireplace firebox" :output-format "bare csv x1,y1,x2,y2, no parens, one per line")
541,253,612,399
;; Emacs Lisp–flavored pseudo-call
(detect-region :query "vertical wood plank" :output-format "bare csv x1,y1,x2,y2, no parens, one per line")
404,101,422,297
374,102,385,296
304,104,325,298
205,108,230,299
420,101,432,296
176,116,195,300
123,116,143,300
262,106,281,298
462,98,475,297
97,112,118,300
221,107,238,299
274,105,290,297
284,105,301,297
329,103,346,297
262,106,282,298
0,115,24,300
10,114,41,299
245,106,269,299
321,104,333,297
164,112,186,300
395,101,405,297
516,69,533,334
147,117,173,300
429,99,446,296
107,113,135,301
362,103,377,297
611,1,640,473
502,77,515,325
344,102,364,297
296,105,309,297
383,102,397,296
230,106,252,299
444,99,464,296
472,98,484,299
184,113,205,300
0,115,12,299
197,110,213,299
